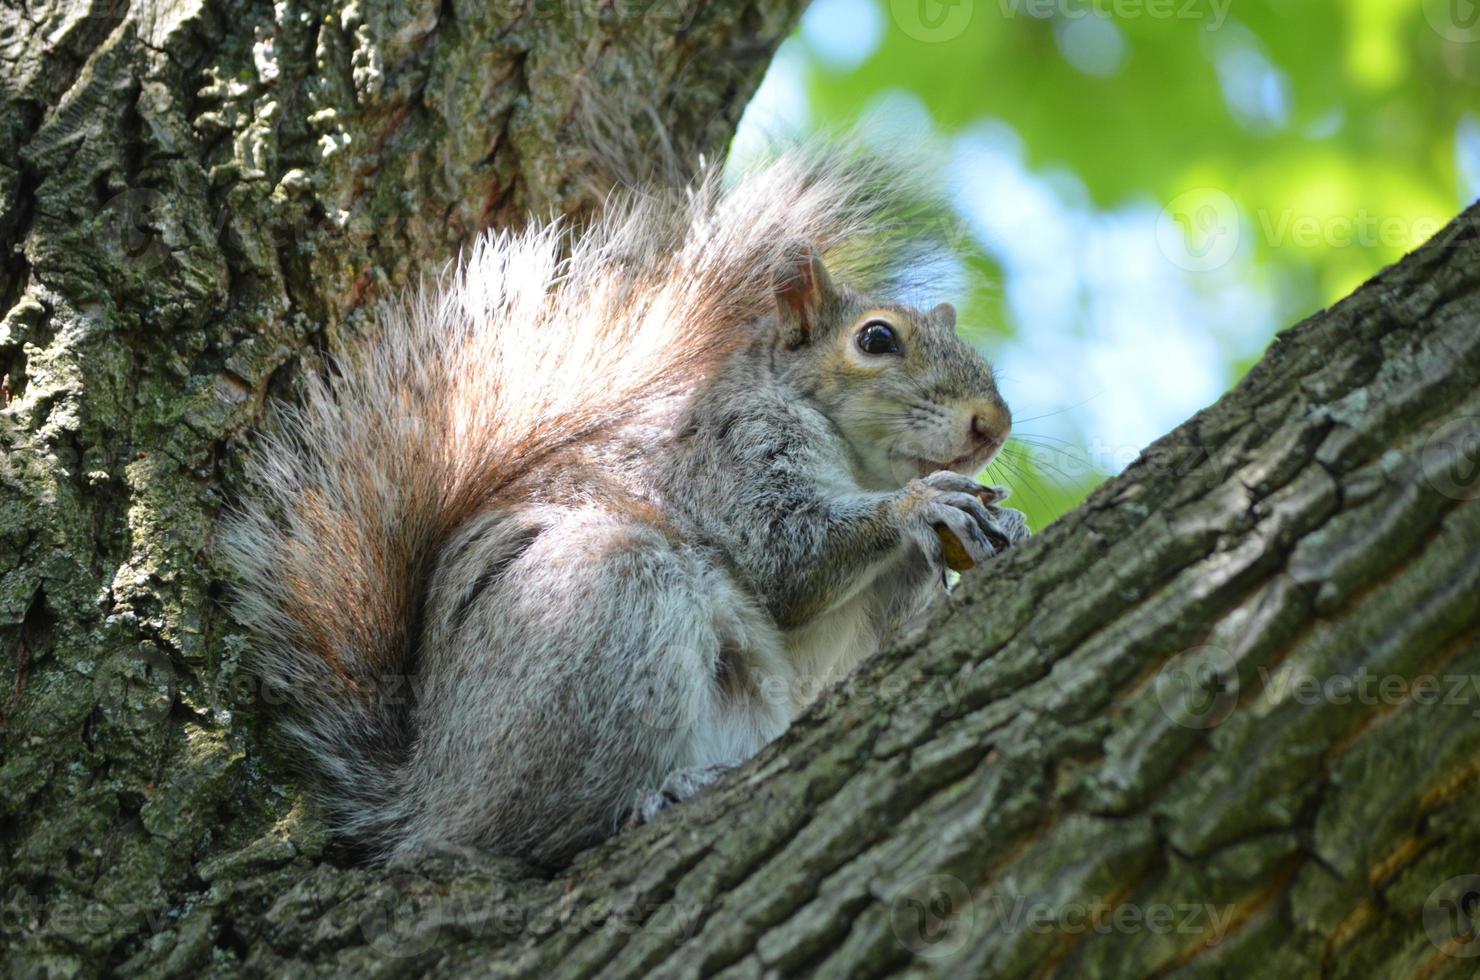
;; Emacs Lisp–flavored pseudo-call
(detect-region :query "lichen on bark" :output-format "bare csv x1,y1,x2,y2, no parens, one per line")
2,0,1478,977
1,0,799,973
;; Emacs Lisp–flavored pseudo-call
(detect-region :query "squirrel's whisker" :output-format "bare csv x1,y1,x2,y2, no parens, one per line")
224,146,1033,865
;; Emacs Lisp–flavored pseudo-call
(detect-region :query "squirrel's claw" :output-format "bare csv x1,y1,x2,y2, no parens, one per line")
628,763,735,828
919,470,994,497
987,505,1030,547
929,492,998,565
911,472,1027,571
916,478,1030,571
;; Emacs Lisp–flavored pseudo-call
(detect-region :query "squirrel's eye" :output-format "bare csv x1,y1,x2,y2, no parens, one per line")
856,321,901,356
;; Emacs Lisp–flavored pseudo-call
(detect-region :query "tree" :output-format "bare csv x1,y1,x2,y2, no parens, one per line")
1,1,1476,977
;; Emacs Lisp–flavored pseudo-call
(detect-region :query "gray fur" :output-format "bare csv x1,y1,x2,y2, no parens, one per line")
223,149,1029,866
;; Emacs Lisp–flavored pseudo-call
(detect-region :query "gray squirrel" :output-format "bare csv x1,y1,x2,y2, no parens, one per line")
225,149,1029,866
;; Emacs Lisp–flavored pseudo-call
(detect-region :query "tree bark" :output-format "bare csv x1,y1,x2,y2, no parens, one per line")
0,0,801,973
3,2,1479,978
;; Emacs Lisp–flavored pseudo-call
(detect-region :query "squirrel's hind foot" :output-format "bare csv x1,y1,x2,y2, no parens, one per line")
628,764,735,827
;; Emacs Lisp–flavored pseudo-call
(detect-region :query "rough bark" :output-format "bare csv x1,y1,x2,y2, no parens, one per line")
0,0,801,973
3,2,1479,978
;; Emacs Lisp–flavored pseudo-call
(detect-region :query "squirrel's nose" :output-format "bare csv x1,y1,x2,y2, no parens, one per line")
970,401,1011,449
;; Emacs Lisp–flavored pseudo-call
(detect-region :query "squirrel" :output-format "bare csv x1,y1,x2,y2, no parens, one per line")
224,149,1030,866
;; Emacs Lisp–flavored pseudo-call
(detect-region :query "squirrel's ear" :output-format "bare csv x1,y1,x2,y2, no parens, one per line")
774,244,836,349
932,303,957,329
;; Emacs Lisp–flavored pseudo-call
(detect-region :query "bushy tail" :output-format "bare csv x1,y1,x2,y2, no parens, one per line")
222,145,953,854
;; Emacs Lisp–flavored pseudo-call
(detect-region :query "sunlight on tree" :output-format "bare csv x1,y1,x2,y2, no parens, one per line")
734,0,1478,529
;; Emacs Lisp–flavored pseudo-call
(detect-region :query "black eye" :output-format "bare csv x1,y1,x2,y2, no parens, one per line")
856,320,901,356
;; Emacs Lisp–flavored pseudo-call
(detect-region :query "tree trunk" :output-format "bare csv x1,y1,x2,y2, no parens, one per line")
2,2,1478,977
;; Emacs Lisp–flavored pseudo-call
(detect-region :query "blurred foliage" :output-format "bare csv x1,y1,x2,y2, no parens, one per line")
761,0,1476,527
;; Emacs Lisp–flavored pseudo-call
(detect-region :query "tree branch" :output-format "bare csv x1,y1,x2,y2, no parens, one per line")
3,2,1477,977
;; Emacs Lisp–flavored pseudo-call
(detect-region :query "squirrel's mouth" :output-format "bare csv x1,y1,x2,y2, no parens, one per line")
906,449,990,478
888,436,1004,484
920,432,1008,475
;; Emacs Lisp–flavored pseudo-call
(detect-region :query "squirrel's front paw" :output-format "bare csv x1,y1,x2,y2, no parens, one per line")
986,496,1031,547
910,475,1030,571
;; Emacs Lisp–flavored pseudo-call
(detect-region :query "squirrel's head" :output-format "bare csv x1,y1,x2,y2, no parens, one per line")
772,246,1010,490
